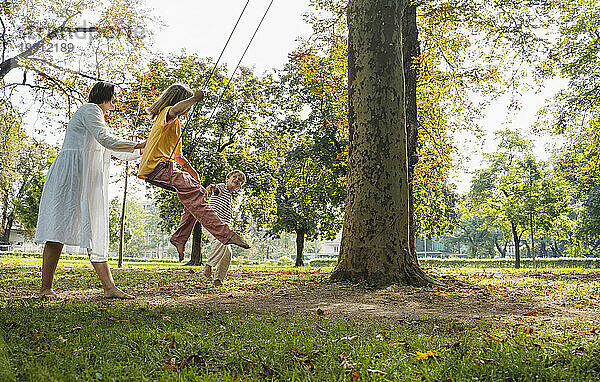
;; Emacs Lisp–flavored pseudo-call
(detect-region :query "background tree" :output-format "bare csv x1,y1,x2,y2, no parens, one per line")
109,198,146,258
1,0,153,110
271,151,344,266
0,137,56,244
470,130,570,267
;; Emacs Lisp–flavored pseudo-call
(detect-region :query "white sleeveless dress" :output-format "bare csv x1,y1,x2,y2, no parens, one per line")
34,103,140,262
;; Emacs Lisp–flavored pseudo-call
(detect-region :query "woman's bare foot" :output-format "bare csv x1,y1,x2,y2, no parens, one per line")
38,288,58,298
213,279,223,287
103,288,134,299
203,265,212,279
170,238,186,261
226,232,250,249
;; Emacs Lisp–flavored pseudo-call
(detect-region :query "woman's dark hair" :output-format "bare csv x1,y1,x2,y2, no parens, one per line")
88,81,115,104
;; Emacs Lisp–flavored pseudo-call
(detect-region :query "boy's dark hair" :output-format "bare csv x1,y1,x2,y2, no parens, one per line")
88,81,115,104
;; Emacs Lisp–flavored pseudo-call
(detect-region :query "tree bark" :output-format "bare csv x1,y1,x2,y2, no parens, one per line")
402,4,420,263
0,215,12,245
512,223,521,269
331,0,433,287
494,237,507,258
295,228,305,267
0,12,97,80
186,222,203,266
530,212,536,268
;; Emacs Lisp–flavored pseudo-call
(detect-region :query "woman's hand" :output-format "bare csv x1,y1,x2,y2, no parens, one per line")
134,140,146,150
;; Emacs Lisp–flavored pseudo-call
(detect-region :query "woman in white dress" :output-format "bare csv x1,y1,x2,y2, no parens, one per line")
35,82,145,299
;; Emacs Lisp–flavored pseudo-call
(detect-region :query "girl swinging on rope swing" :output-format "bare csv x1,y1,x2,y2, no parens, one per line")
137,84,250,261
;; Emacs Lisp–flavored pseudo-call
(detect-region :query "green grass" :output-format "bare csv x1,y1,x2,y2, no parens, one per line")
1,300,600,381
2,258,600,381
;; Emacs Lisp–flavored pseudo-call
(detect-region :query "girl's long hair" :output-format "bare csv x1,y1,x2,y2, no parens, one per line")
146,83,193,120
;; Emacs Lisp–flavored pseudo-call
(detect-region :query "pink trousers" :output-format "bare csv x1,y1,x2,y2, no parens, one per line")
146,161,234,246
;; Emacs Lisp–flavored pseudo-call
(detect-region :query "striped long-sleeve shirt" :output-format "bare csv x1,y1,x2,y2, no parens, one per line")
208,183,232,224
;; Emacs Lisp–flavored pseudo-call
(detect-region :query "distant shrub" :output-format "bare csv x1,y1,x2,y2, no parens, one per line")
309,258,337,267
231,256,259,266
276,256,294,266
419,257,600,268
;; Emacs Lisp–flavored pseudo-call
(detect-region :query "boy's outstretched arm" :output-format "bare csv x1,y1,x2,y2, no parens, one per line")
168,89,204,120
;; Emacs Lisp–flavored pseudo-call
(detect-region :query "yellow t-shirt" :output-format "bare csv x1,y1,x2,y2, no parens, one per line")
137,107,182,178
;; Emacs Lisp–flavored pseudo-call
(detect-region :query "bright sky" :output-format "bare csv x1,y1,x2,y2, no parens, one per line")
146,0,313,74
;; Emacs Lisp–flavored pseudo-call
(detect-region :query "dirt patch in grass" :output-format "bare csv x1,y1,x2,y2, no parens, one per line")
2,262,598,324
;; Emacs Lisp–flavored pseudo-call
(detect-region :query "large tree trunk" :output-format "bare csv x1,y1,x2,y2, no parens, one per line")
0,216,12,245
494,237,507,258
512,223,521,269
186,222,203,266
295,228,305,267
331,0,433,287
402,4,420,262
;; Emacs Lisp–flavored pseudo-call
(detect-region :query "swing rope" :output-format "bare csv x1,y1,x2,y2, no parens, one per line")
148,0,274,190
195,0,275,145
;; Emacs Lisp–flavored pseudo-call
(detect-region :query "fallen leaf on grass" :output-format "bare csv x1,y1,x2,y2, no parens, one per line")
162,316,177,325
522,327,537,334
257,354,278,376
108,317,130,324
164,334,176,349
416,351,441,360
442,341,461,349
163,354,206,371
350,370,360,382
339,352,358,369
236,351,254,365
524,310,538,316
483,332,503,342
367,369,386,375
389,339,411,350
477,358,498,365
31,330,44,341
580,328,599,335
290,347,322,372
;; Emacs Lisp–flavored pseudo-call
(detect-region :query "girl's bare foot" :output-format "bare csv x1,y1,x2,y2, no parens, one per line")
203,265,212,278
103,288,134,299
38,288,58,298
170,238,186,261
213,279,222,287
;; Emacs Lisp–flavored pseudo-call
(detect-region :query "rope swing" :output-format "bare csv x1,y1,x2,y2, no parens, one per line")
145,0,275,192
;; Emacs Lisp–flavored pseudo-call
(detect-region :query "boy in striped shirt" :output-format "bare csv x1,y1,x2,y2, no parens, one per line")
203,170,246,286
